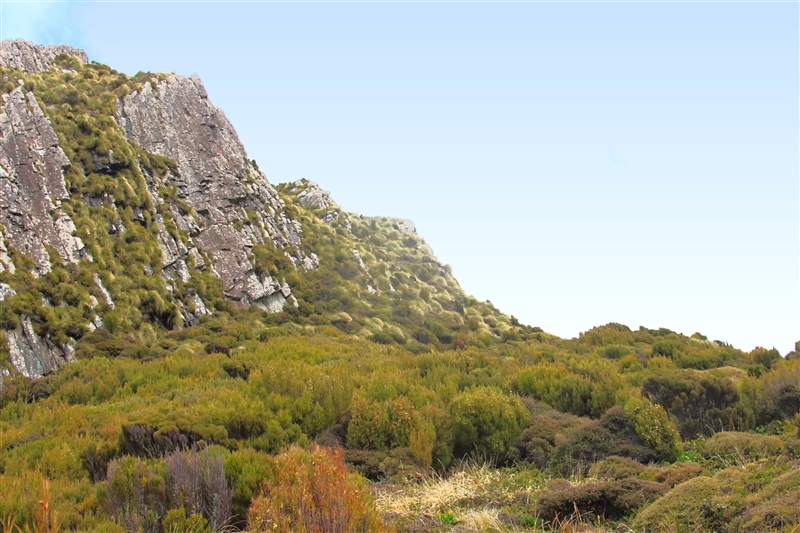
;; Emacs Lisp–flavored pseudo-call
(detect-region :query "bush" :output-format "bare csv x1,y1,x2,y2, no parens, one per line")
701,432,785,463
633,476,722,533
649,461,706,487
344,449,389,481
346,395,423,453
642,371,753,438
549,406,656,476
588,456,650,481
247,444,388,533
165,448,233,532
536,477,668,523
508,410,584,469
449,388,528,462
106,457,167,533
223,449,276,527
729,469,800,533
623,397,682,461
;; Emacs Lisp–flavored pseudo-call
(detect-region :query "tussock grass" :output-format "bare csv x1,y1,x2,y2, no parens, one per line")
375,463,502,517
375,461,549,532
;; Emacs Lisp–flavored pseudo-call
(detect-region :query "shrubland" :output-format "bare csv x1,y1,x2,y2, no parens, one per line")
0,56,798,532
2,318,799,532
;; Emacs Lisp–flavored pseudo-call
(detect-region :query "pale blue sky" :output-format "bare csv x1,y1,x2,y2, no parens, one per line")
3,0,798,353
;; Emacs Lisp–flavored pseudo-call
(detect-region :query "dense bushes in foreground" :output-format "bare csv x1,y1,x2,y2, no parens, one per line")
1,320,799,532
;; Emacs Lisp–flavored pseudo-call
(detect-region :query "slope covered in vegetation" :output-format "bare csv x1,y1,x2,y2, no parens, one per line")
0,42,798,533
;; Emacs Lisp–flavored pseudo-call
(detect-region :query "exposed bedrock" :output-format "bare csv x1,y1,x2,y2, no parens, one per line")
117,74,315,308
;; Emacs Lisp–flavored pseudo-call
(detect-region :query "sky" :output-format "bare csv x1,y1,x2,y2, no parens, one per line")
2,0,798,353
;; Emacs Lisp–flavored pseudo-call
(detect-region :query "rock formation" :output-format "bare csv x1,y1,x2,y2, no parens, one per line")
116,74,316,308
0,39,88,74
0,87,87,274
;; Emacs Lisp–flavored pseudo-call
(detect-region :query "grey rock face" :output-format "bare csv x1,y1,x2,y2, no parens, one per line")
117,74,315,307
396,219,416,234
7,316,75,378
0,282,16,301
0,88,86,274
289,179,351,230
292,179,333,209
0,39,88,74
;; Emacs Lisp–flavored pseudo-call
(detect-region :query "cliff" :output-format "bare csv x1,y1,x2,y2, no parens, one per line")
116,74,316,309
0,40,523,382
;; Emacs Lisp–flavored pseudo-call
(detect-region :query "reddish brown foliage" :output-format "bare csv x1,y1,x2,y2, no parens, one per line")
248,444,390,533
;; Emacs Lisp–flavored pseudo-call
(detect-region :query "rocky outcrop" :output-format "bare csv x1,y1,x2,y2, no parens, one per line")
0,39,88,74
288,179,351,229
0,87,87,274
1,284,74,379
116,74,315,308
396,219,416,234
6,316,75,378
293,180,334,210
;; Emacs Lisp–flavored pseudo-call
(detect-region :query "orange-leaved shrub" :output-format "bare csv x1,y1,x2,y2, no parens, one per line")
247,444,390,533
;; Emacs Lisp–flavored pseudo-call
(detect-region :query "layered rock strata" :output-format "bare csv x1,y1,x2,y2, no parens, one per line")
0,87,86,274
117,74,314,308
0,39,88,74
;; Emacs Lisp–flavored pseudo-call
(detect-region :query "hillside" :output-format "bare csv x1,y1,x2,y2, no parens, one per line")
0,40,798,533
0,40,527,383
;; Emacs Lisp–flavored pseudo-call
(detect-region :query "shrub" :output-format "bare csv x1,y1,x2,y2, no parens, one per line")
642,371,753,438
162,508,211,533
729,469,800,533
106,457,167,533
223,449,276,527
549,406,656,476
623,397,682,461
536,477,668,523
588,456,650,481
449,388,528,462
508,411,584,469
649,461,706,487
247,444,388,533
344,449,389,481
346,396,422,453
701,432,785,463
632,476,721,533
165,448,233,532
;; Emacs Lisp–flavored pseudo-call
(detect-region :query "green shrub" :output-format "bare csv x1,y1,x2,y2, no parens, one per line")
549,406,656,476
223,449,276,527
449,388,528,461
632,476,721,533
701,432,785,463
642,371,753,438
346,395,423,453
623,396,682,461
106,456,167,533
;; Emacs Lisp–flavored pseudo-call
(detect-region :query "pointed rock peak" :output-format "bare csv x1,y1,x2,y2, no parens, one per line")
0,39,89,74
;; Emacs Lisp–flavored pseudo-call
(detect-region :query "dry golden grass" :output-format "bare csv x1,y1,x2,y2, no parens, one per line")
374,463,505,517
374,462,628,533
460,508,503,532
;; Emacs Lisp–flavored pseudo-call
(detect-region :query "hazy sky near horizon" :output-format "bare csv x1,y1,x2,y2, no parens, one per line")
3,0,798,353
